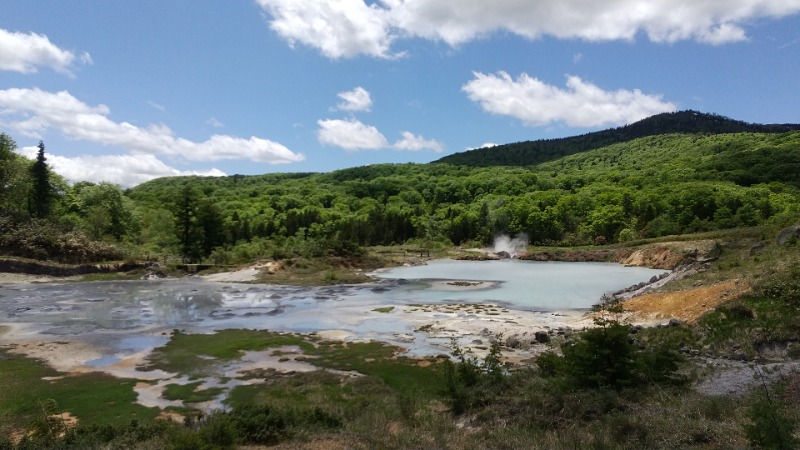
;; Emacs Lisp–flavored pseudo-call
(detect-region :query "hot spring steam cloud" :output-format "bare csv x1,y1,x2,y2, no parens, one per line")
493,233,529,258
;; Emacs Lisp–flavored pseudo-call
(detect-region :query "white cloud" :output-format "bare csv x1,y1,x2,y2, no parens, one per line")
147,100,165,111
255,0,401,59
0,88,304,164
257,0,800,58
207,117,224,128
317,118,443,152
462,72,677,128
0,28,91,74
336,86,372,112
317,118,389,150
394,131,444,152
18,147,225,188
467,142,499,150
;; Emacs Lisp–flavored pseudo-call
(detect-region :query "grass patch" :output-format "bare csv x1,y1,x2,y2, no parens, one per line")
79,272,143,282
226,371,387,418
0,349,158,429
698,295,800,356
142,329,315,376
162,382,225,404
307,341,444,396
372,306,394,313
144,329,443,396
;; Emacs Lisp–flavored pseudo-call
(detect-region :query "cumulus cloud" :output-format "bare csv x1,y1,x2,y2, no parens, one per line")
0,28,91,74
394,131,444,152
317,118,389,150
336,86,373,112
462,72,677,128
255,0,401,59
17,146,225,188
317,118,443,152
0,88,304,164
257,0,800,58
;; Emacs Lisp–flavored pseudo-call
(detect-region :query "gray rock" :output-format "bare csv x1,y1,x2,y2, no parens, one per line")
534,330,550,344
506,336,522,348
777,225,800,246
749,241,766,255
668,318,684,327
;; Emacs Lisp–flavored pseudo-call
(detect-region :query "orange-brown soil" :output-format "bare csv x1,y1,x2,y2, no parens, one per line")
622,279,749,324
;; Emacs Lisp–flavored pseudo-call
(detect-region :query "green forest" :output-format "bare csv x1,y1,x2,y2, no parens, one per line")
2,111,799,266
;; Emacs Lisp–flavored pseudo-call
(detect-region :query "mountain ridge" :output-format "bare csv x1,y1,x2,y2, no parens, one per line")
434,110,800,167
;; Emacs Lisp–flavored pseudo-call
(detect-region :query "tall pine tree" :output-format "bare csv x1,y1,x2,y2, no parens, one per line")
175,185,201,262
29,141,54,218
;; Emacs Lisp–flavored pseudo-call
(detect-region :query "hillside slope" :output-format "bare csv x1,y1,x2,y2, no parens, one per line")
435,110,800,167
127,130,800,255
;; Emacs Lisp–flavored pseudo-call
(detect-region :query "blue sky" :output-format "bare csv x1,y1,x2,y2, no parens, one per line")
1,1,799,187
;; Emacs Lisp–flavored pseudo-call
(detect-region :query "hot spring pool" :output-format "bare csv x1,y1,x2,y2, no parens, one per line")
374,259,667,309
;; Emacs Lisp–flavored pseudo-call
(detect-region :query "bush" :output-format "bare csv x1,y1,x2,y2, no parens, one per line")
537,319,685,390
0,214,122,263
753,263,800,304
745,395,798,449
443,339,506,414
562,321,639,389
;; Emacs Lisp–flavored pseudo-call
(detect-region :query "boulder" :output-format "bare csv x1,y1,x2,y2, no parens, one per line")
505,336,522,348
668,318,684,327
534,330,550,344
749,241,766,255
777,225,800,246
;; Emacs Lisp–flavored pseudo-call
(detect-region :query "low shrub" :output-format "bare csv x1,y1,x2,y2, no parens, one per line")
537,319,686,390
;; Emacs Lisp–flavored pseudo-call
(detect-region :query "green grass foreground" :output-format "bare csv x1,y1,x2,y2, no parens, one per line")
0,349,159,431
3,315,799,449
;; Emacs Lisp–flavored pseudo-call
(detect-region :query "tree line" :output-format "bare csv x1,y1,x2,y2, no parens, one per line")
2,129,799,264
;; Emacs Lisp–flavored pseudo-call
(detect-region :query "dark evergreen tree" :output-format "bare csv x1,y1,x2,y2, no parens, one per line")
175,185,202,262
28,141,54,218
196,200,225,256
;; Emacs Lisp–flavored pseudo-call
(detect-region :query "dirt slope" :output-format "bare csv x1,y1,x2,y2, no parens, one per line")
622,280,749,324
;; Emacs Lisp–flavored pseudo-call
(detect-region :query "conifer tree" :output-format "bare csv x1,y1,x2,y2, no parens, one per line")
29,141,54,218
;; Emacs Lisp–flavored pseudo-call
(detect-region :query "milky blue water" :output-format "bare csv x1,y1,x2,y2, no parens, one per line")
0,260,666,358
375,259,668,309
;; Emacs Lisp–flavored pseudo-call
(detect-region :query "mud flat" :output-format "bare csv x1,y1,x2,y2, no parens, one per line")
427,279,499,291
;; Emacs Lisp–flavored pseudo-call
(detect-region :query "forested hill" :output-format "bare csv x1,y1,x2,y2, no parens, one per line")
435,110,800,167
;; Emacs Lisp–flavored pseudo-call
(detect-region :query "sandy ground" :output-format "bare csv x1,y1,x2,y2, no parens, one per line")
201,262,281,283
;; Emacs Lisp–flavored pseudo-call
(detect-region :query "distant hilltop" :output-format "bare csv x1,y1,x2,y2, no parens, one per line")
435,110,800,168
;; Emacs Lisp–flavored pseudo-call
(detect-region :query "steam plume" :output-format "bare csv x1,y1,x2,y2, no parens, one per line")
493,233,529,257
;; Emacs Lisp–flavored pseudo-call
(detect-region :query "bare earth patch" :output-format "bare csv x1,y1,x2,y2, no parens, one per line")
202,261,282,283
622,279,750,323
